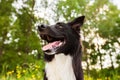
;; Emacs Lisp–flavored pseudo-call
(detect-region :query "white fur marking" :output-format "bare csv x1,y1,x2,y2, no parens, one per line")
45,53,76,80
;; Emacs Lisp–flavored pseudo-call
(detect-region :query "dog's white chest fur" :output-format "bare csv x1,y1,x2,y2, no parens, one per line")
45,53,76,80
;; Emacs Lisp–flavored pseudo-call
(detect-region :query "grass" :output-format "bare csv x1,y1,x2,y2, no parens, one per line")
0,60,44,80
0,62,120,80
0,65,43,80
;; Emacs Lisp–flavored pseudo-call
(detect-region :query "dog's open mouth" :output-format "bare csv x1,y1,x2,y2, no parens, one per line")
40,34,65,53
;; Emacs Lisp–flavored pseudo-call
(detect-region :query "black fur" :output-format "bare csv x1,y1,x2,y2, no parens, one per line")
38,16,85,80
44,54,54,62
43,69,48,80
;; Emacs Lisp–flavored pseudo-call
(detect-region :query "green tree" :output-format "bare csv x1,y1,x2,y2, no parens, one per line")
0,0,43,72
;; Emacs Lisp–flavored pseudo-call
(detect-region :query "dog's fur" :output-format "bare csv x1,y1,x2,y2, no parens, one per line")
38,16,85,80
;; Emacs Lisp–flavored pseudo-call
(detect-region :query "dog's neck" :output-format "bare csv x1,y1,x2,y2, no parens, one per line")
45,53,76,80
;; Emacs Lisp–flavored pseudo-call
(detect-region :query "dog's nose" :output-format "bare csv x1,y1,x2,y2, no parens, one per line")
38,24,46,31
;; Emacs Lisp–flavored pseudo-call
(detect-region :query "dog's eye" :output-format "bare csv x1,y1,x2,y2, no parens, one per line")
56,24,63,30
58,25,63,29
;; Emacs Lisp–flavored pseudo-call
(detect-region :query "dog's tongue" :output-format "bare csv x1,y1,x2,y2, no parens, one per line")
42,41,61,51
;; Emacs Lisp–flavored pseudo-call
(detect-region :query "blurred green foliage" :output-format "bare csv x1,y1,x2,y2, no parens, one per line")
0,0,43,72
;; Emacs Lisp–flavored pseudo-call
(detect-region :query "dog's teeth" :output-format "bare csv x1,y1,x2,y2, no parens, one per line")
47,36,52,41
59,42,62,46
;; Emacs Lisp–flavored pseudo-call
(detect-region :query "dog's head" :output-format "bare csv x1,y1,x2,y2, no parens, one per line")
38,16,85,55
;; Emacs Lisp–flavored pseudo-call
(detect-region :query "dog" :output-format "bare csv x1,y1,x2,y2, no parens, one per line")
38,16,85,80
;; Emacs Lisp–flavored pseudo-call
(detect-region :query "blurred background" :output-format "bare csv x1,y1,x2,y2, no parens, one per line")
0,0,120,80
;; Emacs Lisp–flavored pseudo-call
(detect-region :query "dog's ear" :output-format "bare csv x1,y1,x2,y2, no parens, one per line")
68,16,85,33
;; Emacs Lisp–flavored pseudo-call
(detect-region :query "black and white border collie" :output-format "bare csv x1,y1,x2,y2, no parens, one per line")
38,16,85,80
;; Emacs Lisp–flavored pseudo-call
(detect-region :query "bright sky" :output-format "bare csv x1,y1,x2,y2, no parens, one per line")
111,0,120,9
